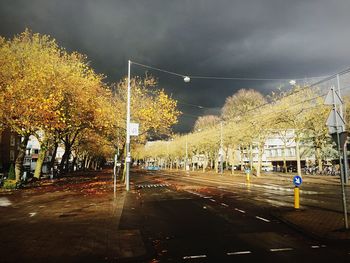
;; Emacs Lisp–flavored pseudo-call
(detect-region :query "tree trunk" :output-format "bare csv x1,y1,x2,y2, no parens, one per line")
34,147,46,179
240,146,244,171
296,137,302,176
72,156,77,171
249,144,253,171
316,147,323,172
87,157,92,169
49,142,58,171
15,134,30,181
282,143,287,173
84,155,89,169
215,158,218,173
256,141,264,177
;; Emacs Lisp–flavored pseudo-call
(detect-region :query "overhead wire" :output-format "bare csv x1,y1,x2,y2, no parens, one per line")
131,60,350,129
131,60,328,82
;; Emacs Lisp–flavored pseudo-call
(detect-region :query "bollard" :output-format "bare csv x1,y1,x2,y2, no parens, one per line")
294,186,300,209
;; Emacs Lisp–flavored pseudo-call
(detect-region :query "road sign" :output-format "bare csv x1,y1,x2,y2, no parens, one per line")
293,175,302,187
324,87,343,105
129,122,139,136
326,108,345,134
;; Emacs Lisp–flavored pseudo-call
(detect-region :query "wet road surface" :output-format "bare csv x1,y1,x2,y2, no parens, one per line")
118,170,350,262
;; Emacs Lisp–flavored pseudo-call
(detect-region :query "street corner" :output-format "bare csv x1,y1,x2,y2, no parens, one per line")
271,208,350,242
325,228,350,241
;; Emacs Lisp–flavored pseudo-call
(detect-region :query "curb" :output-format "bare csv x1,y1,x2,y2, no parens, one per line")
271,209,350,243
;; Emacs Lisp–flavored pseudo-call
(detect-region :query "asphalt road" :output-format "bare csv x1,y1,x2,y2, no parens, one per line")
118,170,350,262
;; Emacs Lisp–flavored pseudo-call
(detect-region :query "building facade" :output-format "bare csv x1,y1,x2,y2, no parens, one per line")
0,128,21,173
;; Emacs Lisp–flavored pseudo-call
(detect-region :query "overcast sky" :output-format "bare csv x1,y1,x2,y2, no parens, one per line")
1,0,350,132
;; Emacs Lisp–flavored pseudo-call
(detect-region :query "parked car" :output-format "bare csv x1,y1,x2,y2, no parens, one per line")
146,166,160,171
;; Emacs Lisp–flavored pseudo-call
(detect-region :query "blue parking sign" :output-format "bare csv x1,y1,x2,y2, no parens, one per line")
293,175,302,187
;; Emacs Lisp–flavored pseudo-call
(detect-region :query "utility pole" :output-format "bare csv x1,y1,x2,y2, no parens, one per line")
325,86,348,229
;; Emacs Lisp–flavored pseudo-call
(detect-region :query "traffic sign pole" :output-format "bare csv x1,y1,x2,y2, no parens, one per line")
293,175,302,209
325,86,348,229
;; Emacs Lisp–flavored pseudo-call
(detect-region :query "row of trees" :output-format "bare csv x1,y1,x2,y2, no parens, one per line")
136,87,348,176
0,30,181,181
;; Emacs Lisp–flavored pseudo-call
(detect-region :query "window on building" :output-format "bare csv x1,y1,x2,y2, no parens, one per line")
10,150,15,161
10,135,15,146
34,149,39,154
291,147,296,156
277,149,282,157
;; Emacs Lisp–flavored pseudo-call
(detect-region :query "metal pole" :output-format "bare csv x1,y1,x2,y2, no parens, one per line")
337,74,349,184
332,87,348,229
113,153,117,198
220,122,223,175
125,60,131,191
185,135,188,171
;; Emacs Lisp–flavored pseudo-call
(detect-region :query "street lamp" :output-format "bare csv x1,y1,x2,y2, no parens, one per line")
125,60,190,191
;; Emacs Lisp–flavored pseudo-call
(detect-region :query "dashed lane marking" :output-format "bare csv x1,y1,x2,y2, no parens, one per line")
227,251,251,255
183,255,207,259
270,248,293,252
209,199,216,202
203,196,212,199
234,208,246,214
221,203,229,207
311,245,320,249
255,216,270,222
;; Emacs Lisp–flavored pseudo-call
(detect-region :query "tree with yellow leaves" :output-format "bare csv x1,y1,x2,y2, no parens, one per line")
0,30,68,180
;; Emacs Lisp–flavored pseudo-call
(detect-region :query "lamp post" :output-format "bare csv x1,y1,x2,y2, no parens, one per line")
125,60,131,191
125,60,190,191
220,121,224,175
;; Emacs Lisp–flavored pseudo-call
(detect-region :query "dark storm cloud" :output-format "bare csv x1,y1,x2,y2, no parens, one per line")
1,0,350,132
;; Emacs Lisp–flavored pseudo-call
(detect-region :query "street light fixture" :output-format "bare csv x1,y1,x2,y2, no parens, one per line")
125,60,190,191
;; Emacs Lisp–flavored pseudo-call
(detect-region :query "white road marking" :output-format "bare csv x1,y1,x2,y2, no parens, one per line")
270,248,293,252
29,212,37,217
311,245,320,249
203,206,207,209
183,255,207,259
0,197,12,207
227,251,251,255
210,199,216,202
234,208,246,214
221,203,229,207
255,216,270,222
203,196,212,199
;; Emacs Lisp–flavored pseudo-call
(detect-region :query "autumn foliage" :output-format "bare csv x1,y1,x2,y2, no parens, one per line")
0,29,181,180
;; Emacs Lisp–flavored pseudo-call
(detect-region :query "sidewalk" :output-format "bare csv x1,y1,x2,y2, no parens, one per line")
0,170,129,263
272,208,350,242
